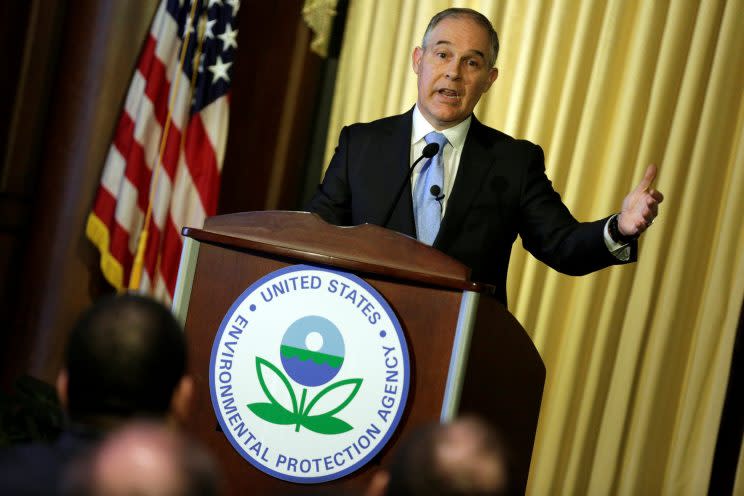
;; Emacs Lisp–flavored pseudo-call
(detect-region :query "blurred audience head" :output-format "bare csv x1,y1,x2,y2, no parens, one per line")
57,293,193,427
369,416,509,496
64,420,221,496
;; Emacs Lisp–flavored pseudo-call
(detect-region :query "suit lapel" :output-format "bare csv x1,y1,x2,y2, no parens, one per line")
379,109,416,237
434,117,494,250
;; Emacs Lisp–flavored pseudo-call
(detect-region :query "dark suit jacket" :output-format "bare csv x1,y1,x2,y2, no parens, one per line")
308,109,635,305
0,427,100,495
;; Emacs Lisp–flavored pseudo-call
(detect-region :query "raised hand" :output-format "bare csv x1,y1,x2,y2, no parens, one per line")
619,164,664,237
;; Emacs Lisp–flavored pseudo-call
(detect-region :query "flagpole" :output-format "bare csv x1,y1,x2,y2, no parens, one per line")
129,0,205,293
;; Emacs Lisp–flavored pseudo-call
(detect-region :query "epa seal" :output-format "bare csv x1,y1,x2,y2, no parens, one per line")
209,265,410,483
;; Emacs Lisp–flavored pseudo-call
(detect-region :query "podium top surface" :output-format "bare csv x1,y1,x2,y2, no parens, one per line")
182,211,484,291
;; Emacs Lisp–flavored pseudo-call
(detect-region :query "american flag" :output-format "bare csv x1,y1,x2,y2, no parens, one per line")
86,0,239,303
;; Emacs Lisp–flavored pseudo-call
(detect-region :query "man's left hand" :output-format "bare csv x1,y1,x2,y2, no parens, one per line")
618,164,664,237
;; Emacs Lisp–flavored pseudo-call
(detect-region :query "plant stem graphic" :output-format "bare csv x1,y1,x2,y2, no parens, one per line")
296,388,308,432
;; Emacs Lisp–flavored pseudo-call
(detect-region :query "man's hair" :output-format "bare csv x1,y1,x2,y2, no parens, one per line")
62,421,221,496
422,8,500,67
64,294,186,421
384,417,509,496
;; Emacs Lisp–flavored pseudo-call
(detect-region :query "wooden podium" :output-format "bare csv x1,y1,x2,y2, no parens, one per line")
172,211,544,495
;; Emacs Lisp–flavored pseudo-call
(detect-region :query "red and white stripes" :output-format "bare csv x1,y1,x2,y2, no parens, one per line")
87,0,234,303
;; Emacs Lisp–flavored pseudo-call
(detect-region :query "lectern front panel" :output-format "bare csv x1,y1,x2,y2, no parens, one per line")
182,241,465,495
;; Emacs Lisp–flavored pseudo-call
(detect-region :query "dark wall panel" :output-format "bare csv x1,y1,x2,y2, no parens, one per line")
218,2,322,214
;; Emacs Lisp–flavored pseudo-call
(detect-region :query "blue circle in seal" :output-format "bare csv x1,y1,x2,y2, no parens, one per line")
280,315,345,387
209,264,411,484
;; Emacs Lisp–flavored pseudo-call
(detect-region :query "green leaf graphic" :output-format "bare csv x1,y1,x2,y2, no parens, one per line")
303,378,363,418
247,402,296,425
255,357,298,415
302,414,354,434
249,358,363,435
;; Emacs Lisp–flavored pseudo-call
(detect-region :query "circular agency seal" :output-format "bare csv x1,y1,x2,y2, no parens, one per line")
209,265,410,483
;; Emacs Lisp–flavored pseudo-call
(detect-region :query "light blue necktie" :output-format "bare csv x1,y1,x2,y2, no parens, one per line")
414,132,448,245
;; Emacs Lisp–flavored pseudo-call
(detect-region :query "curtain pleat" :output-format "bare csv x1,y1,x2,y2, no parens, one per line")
321,1,744,493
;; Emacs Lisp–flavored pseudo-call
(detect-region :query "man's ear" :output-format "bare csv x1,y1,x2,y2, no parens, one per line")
169,375,195,426
412,46,424,74
484,67,499,92
56,369,69,411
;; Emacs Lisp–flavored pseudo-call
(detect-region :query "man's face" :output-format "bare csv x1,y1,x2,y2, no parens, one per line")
412,17,498,130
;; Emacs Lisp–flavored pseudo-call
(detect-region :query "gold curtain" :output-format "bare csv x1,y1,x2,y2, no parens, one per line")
322,0,744,494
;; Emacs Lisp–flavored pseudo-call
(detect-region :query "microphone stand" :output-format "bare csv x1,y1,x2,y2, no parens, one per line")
380,143,440,228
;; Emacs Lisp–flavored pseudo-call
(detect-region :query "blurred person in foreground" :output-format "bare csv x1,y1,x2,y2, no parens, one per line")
0,293,194,495
367,416,509,496
62,420,221,496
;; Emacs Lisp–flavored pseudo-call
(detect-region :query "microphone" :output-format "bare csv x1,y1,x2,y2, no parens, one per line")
430,185,444,201
380,143,440,228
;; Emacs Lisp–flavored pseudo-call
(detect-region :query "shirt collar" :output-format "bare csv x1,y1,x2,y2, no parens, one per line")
412,105,471,150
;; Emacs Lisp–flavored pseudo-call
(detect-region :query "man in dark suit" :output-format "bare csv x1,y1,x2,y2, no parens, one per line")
309,8,663,305
0,294,194,495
